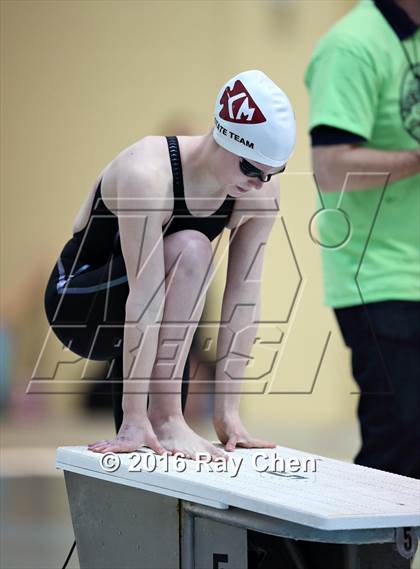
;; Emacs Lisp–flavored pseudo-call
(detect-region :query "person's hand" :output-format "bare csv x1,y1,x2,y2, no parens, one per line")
213,414,276,452
88,419,170,455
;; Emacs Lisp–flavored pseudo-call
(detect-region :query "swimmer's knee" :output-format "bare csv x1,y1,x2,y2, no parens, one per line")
164,230,212,267
182,230,212,259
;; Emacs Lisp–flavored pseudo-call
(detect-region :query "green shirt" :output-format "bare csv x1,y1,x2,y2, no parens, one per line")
304,0,420,308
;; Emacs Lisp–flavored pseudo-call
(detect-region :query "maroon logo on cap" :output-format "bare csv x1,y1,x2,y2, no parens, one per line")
218,80,266,124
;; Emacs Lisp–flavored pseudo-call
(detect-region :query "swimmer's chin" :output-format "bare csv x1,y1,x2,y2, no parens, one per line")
227,185,250,197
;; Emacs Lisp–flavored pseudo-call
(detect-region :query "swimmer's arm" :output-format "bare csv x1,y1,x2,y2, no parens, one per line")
213,215,276,421
117,172,166,423
312,145,420,192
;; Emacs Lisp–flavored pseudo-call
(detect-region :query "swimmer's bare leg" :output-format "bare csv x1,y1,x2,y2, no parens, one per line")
148,230,226,461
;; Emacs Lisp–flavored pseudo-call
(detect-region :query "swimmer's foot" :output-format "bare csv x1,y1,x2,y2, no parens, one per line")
87,419,170,455
149,414,226,461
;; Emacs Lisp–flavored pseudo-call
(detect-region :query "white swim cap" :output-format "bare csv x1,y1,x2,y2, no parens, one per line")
213,70,296,167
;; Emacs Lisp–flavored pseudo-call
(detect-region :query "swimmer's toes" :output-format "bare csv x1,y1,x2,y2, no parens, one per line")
147,440,169,456
88,440,108,448
89,445,109,453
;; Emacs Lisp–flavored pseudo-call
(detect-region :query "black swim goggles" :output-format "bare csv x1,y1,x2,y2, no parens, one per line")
239,157,286,183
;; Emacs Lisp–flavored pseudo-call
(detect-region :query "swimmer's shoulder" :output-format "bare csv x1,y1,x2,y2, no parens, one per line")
226,178,281,231
101,136,173,218
71,137,172,235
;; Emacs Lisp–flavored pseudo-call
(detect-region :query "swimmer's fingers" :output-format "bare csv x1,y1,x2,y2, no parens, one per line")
225,435,239,452
236,437,276,449
223,434,276,451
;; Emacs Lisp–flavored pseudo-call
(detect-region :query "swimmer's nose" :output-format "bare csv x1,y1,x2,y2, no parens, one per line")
250,179,264,191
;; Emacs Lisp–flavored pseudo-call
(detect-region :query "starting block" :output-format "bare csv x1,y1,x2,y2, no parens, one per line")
56,445,420,568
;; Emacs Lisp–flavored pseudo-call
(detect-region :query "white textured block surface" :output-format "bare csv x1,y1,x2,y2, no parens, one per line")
56,445,420,531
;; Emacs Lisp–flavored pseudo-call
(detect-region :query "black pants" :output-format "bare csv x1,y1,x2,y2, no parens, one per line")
334,300,420,478
44,236,190,434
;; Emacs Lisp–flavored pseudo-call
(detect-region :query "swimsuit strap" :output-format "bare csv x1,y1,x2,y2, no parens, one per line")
166,136,190,215
166,135,236,219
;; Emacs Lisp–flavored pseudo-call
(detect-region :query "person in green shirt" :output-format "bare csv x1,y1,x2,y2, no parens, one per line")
305,0,419,478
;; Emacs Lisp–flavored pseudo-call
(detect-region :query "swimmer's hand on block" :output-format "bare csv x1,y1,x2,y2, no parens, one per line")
212,415,276,452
